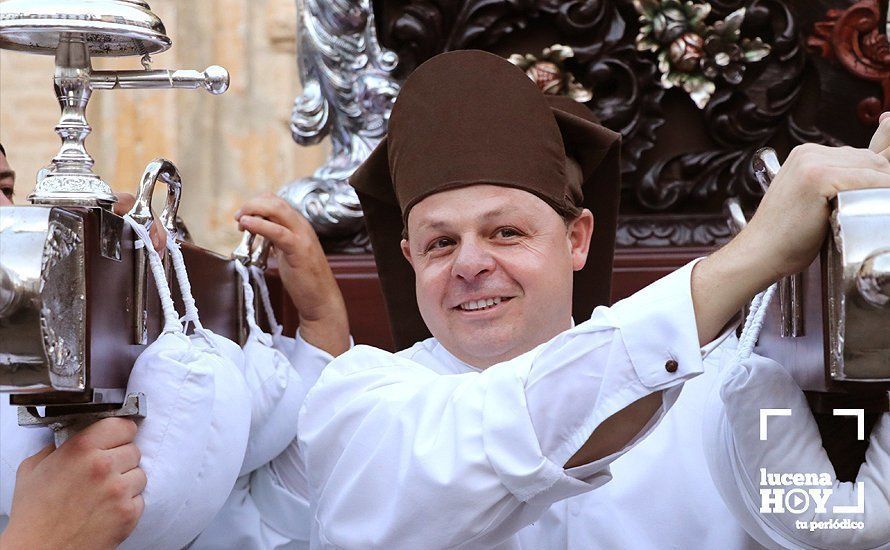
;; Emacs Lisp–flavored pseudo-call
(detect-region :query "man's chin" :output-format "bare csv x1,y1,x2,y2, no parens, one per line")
444,328,524,366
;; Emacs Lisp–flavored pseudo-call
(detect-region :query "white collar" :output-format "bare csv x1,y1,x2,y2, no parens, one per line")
426,317,576,373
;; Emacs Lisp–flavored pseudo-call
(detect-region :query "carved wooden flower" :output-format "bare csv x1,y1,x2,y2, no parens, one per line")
634,0,710,52
635,2,770,108
701,36,745,84
668,32,705,72
508,45,594,103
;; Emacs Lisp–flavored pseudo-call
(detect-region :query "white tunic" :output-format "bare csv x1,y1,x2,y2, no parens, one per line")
226,322,762,550
297,260,734,549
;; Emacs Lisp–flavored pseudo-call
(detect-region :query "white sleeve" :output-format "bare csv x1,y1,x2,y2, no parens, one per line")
299,261,713,549
702,352,890,550
274,328,340,390
261,329,344,495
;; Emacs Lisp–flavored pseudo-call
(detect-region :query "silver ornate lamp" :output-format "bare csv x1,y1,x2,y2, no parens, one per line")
0,0,229,207
0,0,230,443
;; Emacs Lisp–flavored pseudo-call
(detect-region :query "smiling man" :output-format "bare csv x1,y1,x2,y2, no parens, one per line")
295,50,890,549
406,184,592,368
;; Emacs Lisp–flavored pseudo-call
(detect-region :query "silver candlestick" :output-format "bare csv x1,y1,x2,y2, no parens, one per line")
0,0,229,207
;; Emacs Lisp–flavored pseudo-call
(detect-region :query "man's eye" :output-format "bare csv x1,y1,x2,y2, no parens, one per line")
427,237,454,251
1,187,12,200
495,227,521,239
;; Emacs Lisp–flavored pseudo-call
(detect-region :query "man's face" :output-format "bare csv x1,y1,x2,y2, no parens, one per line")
0,152,14,206
401,184,594,368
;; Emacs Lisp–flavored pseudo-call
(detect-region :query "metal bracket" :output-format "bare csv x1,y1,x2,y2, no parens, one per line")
779,272,805,337
100,207,123,261
130,159,183,344
753,148,805,338
18,392,146,447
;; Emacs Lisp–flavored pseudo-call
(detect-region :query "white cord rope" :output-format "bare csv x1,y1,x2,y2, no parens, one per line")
165,234,204,332
234,261,262,338
736,283,778,361
123,216,182,334
249,265,283,337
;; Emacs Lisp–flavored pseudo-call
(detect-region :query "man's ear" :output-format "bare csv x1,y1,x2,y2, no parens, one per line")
568,209,594,271
400,238,413,266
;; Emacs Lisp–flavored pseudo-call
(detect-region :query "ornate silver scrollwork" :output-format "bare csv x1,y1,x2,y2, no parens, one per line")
0,207,86,392
279,0,400,252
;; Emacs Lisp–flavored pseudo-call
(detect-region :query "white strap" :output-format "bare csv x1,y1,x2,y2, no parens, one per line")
123,215,182,334
249,265,283,337
165,234,204,332
233,261,263,339
735,283,778,361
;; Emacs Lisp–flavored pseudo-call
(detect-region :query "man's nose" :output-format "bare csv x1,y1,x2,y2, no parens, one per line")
451,239,496,281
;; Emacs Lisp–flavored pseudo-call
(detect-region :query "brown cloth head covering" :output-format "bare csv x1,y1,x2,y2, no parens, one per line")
350,50,621,350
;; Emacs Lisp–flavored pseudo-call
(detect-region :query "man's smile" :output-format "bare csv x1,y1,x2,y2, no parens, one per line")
452,296,514,314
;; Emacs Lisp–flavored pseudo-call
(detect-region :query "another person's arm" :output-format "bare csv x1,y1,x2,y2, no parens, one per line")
0,418,146,550
699,112,890,550
184,195,349,549
692,135,890,346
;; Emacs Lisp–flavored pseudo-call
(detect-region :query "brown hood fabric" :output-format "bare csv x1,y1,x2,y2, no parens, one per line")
350,49,622,350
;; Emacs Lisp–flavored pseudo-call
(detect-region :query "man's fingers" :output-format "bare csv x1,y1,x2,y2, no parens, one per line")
830,145,890,173
239,215,296,255
822,166,890,196
235,194,310,233
234,194,284,222
129,494,146,524
108,442,141,474
790,143,890,176
72,417,138,451
869,113,890,152
112,192,137,216
149,222,168,254
121,467,148,497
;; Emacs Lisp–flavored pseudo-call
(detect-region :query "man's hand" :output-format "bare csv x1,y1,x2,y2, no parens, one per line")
236,193,350,357
0,418,146,550
692,119,890,345
113,192,167,253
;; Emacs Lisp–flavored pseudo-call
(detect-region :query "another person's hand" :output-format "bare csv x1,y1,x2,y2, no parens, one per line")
113,192,168,253
739,133,890,282
0,418,146,550
236,193,349,356
692,115,890,345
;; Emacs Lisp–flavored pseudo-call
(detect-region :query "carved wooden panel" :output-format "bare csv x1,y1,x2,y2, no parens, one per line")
372,0,887,247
